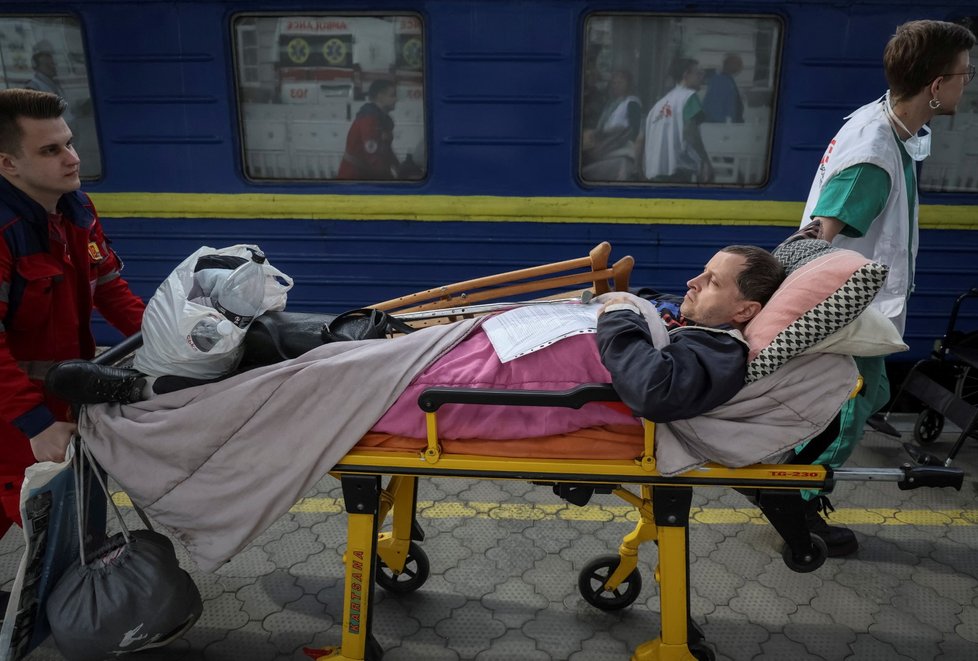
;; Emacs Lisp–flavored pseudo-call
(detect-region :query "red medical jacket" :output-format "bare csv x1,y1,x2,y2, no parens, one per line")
0,181,144,528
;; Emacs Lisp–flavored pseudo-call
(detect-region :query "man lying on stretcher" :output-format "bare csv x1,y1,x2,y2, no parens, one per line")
44,243,877,571
49,244,783,425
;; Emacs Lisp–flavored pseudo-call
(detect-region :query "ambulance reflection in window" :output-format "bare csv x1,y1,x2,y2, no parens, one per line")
233,14,426,182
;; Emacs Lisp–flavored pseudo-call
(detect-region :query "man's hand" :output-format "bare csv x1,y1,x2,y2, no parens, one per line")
597,293,640,316
30,421,77,463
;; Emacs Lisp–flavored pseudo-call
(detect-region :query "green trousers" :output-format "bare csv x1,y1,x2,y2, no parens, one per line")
800,355,890,500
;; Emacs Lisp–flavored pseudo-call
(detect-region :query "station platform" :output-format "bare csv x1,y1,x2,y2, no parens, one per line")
3,413,977,661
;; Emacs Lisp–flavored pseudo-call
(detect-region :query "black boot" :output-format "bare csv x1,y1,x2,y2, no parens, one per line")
804,495,858,557
45,360,146,405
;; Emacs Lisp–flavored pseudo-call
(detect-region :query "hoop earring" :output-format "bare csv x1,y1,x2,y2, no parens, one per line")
929,97,942,110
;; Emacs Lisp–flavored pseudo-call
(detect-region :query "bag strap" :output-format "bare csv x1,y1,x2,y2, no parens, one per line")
321,308,415,343
73,436,154,566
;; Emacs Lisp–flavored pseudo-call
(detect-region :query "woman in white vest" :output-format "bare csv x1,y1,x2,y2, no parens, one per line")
639,58,713,183
582,70,643,181
796,19,976,557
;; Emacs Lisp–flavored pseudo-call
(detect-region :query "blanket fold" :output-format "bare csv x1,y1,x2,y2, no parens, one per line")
80,319,480,571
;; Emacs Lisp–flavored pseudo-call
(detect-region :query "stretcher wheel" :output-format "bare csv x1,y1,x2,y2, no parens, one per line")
376,542,430,593
781,534,827,573
577,555,642,611
913,409,944,445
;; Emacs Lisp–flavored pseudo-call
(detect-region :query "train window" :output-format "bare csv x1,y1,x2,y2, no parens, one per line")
581,14,782,187
232,14,426,182
920,36,978,194
0,15,101,179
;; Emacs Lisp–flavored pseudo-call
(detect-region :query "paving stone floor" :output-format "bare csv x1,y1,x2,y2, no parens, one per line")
3,414,976,660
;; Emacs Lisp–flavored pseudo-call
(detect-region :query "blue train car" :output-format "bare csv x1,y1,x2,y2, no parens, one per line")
4,0,977,366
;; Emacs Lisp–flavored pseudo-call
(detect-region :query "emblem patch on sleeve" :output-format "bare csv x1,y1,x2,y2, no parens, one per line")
87,241,105,262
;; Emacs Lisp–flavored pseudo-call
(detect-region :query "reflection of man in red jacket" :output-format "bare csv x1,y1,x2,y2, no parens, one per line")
337,79,400,180
0,89,144,540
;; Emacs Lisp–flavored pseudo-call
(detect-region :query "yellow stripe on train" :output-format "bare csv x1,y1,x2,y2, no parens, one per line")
88,193,978,230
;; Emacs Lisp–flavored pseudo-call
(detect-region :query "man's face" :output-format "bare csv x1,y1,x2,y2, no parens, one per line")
0,116,81,211
375,87,398,113
680,250,755,327
684,65,705,90
35,53,57,78
934,49,972,116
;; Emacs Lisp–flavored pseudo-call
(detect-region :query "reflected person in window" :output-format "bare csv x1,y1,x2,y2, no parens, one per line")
25,41,74,124
796,19,976,556
581,69,643,181
638,58,713,183
337,79,400,180
703,54,745,124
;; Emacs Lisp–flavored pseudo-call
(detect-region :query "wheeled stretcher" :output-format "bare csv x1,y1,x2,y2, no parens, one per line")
307,385,963,661
279,243,962,661
35,242,967,661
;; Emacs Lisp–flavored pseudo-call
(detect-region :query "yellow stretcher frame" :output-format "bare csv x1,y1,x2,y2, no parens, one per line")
310,407,837,661
305,378,963,661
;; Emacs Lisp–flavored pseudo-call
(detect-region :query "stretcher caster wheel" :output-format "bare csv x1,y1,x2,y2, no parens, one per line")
689,641,716,661
376,541,430,593
781,534,827,573
913,408,944,445
577,555,642,611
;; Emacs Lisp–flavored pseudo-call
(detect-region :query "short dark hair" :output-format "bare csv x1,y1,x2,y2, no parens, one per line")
0,88,67,155
670,58,699,82
884,20,976,102
367,79,396,100
720,245,785,305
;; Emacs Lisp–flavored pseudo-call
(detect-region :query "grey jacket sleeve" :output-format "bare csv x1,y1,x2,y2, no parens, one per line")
596,310,748,422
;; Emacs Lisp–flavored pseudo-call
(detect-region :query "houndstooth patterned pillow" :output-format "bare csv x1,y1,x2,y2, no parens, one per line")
772,239,840,275
744,242,888,383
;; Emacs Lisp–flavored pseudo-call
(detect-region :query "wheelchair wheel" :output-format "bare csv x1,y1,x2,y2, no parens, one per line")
781,534,827,573
913,408,944,445
578,555,642,611
376,541,430,593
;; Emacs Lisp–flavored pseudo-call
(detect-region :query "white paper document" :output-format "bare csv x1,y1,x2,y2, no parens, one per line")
482,302,601,363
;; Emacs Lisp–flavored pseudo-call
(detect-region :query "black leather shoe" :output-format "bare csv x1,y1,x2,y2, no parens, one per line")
45,360,146,405
805,496,858,557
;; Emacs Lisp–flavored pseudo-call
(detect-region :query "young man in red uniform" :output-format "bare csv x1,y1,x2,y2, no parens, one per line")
0,89,144,552
337,79,400,180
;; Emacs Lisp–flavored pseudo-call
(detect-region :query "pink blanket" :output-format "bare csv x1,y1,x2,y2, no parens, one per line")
372,329,640,438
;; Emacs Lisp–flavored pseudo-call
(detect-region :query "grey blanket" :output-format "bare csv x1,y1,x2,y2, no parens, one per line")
80,313,856,571
80,319,480,572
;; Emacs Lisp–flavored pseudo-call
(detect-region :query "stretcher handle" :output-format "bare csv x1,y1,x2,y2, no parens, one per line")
94,331,144,365
834,464,964,491
898,464,964,491
418,383,620,412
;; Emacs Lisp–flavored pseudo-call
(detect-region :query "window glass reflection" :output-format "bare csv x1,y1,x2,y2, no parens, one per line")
234,15,426,181
920,35,978,193
0,16,101,179
581,14,781,186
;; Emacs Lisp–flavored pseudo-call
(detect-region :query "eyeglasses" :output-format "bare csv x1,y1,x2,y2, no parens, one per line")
939,64,976,84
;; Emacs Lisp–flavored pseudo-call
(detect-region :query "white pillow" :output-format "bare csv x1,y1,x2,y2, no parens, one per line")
801,306,908,357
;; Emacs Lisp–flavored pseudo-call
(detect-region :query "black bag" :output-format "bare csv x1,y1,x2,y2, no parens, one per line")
321,308,416,342
44,440,202,661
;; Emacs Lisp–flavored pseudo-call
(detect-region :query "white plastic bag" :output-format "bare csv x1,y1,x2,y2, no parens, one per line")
133,244,293,379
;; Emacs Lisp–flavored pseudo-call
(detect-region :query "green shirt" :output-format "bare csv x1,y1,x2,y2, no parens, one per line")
683,93,703,123
811,138,916,238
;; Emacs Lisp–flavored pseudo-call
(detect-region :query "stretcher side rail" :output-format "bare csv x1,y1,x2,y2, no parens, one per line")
409,385,964,491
